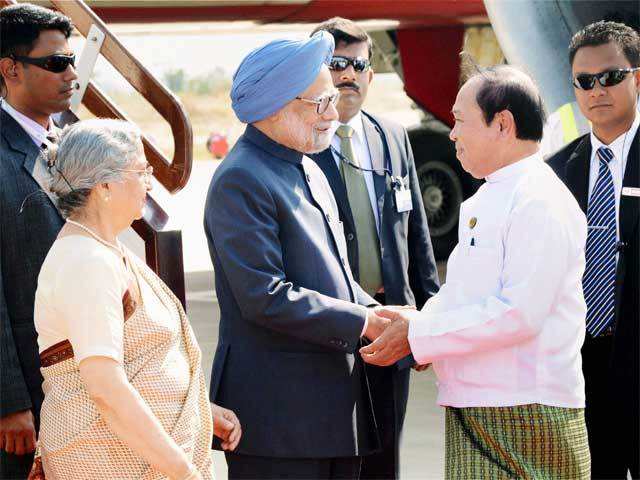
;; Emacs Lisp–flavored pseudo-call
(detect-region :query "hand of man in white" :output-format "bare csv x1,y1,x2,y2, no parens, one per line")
211,403,242,451
0,409,36,455
412,363,430,372
360,307,413,366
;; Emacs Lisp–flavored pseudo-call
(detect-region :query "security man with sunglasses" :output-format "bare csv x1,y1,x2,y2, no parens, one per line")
548,21,640,479
311,18,439,480
0,4,76,478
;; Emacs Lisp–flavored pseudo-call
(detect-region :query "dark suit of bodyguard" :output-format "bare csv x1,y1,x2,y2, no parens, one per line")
204,32,385,479
548,128,639,477
546,22,640,478
311,18,439,479
0,6,74,476
313,111,439,479
314,111,439,307
0,109,64,476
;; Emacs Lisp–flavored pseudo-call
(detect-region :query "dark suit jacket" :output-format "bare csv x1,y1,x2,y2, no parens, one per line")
313,112,439,308
312,111,439,468
0,110,64,419
547,130,639,447
204,125,379,459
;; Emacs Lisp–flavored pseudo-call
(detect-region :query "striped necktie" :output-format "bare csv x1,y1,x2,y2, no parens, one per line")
583,146,617,337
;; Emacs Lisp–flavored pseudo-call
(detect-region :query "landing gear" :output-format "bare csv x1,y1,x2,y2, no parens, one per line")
409,130,480,260
418,160,463,259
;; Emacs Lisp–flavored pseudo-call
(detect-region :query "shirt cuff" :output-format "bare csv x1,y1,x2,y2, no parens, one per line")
407,310,432,363
360,308,369,337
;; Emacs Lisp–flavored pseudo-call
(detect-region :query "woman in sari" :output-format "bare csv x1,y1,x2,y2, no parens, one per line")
32,119,240,480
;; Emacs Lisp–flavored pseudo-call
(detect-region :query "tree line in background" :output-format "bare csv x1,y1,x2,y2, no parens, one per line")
162,66,232,95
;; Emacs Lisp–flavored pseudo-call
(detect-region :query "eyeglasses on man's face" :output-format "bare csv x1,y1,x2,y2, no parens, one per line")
573,67,640,90
10,53,76,73
295,92,340,115
329,56,371,73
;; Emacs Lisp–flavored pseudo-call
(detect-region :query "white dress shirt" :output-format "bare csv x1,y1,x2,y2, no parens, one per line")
588,113,639,249
331,112,380,232
406,152,588,408
1,99,59,205
1,98,53,147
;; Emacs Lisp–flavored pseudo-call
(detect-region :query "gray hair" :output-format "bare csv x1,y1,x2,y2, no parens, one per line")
48,119,143,218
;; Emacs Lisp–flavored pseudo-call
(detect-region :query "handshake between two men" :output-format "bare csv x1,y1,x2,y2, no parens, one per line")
362,306,427,369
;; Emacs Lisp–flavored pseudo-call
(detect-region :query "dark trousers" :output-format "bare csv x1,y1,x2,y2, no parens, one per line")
0,450,33,480
359,365,398,480
359,292,405,480
359,438,397,480
225,452,362,480
583,335,639,479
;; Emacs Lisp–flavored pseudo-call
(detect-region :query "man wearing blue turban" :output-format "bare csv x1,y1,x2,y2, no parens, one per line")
204,31,389,479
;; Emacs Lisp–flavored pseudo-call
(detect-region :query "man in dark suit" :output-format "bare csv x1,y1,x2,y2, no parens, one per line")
204,32,393,479
310,18,440,480
0,4,76,478
547,21,639,479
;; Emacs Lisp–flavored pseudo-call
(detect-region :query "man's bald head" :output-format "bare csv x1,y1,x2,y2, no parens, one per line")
466,65,546,142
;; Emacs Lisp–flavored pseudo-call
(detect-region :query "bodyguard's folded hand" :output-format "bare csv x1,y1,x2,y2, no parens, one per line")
360,308,413,366
0,409,36,455
211,403,242,451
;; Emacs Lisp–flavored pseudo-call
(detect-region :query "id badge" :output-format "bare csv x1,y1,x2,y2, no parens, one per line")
622,186,640,197
395,188,413,213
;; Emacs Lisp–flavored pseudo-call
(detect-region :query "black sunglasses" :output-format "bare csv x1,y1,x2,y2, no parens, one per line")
573,67,640,90
10,53,75,73
329,56,371,73
295,92,340,115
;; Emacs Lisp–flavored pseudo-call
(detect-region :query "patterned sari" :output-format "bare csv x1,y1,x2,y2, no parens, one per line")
30,255,213,479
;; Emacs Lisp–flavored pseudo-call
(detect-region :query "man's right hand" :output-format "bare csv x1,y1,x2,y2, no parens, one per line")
0,409,36,455
364,308,390,341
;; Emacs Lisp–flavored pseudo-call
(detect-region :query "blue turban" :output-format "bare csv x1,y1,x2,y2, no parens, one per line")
231,31,335,124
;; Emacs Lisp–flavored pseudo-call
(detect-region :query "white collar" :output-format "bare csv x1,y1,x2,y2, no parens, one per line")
1,99,52,147
590,112,640,161
485,150,542,183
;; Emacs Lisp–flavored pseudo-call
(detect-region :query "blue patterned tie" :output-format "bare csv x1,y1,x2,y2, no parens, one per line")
583,146,617,337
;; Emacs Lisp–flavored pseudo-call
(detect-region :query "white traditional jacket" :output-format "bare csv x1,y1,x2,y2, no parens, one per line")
408,152,588,409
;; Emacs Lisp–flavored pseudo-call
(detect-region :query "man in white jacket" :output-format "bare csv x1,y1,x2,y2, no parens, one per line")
361,65,591,479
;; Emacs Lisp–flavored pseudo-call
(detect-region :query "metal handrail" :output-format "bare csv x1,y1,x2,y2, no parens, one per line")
1,0,189,306
0,0,193,193
50,0,192,194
